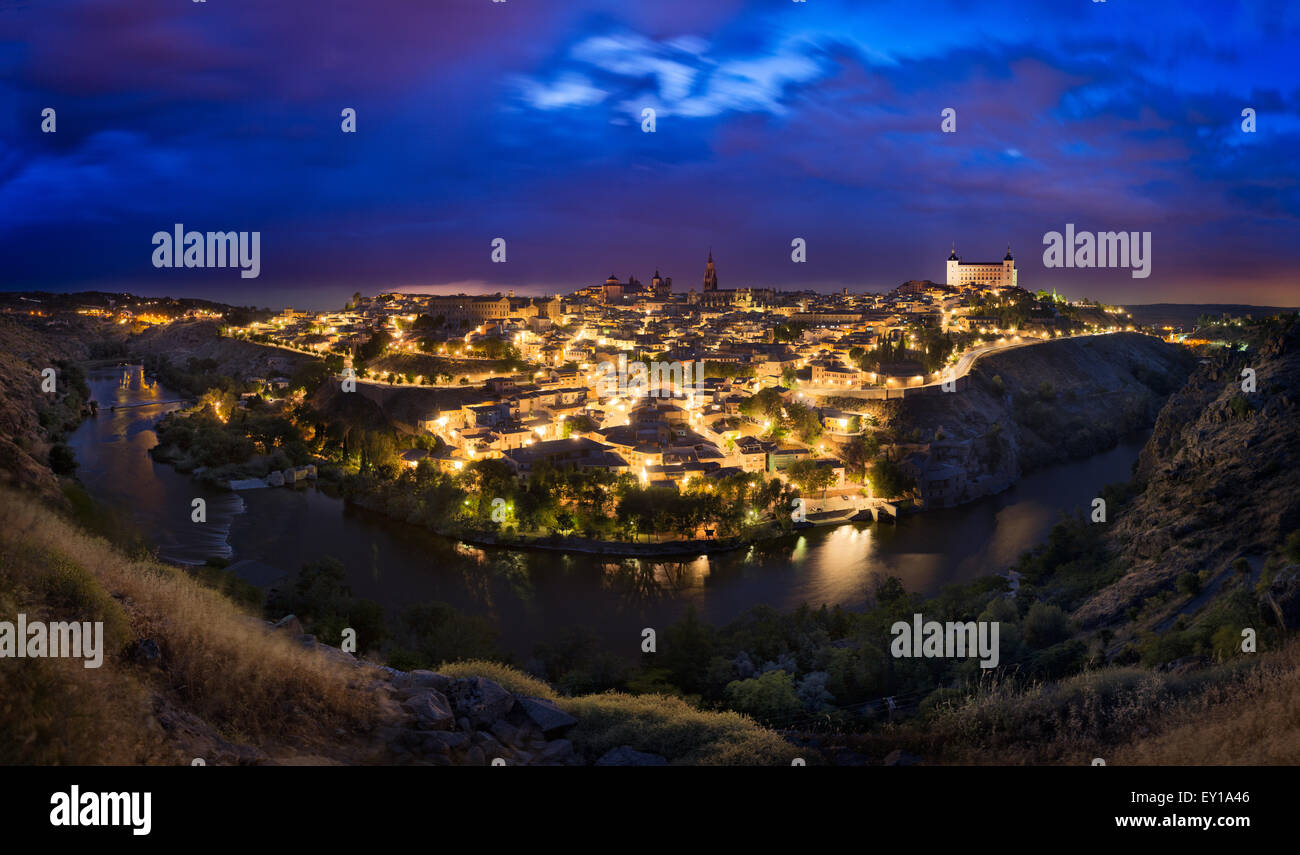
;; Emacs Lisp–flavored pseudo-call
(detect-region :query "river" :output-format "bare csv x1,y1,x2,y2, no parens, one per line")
69,365,1147,659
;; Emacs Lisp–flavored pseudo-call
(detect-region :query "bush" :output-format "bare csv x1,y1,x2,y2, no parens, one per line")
869,458,913,499
1282,531,1300,564
1177,572,1202,596
723,670,804,726
561,691,809,765
48,444,77,476
389,601,500,666
1022,602,1071,649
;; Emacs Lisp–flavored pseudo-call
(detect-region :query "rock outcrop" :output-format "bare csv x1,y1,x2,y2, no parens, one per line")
1075,318,1300,627
378,670,582,766
851,333,1196,507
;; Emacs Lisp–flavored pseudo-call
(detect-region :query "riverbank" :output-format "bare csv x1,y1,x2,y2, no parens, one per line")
69,359,1154,662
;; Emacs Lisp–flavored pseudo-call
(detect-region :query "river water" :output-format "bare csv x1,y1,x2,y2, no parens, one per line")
69,365,1147,659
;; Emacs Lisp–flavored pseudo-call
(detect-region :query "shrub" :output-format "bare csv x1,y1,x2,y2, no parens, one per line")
561,691,808,765
723,670,804,725
1022,602,1071,649
436,660,557,700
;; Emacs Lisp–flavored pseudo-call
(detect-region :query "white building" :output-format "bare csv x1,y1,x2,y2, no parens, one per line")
946,246,1017,291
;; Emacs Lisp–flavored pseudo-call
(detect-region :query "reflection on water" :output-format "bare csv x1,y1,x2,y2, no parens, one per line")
68,366,242,564
70,365,1148,658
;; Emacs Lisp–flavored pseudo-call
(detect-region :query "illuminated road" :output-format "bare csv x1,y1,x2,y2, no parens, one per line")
799,331,1115,397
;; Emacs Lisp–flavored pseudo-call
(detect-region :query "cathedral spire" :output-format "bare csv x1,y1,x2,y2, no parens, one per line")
703,250,718,292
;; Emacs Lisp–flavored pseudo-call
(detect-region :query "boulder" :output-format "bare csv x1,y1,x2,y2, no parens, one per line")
420,735,450,756
402,690,455,731
515,696,577,737
538,739,578,765
448,677,515,728
472,731,504,757
133,638,162,668
489,719,518,746
595,746,667,767
272,614,304,635
425,731,469,752
409,670,453,692
1262,566,1300,631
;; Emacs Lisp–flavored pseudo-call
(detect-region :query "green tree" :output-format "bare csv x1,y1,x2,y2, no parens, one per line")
724,670,804,725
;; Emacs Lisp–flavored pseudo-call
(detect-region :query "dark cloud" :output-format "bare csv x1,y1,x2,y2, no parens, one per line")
1,0,1296,307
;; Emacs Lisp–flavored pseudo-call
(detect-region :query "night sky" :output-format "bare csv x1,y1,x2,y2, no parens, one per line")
2,0,1297,310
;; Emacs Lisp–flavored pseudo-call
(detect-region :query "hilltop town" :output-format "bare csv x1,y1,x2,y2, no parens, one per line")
167,249,1142,529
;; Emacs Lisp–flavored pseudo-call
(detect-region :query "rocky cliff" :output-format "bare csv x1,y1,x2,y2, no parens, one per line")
0,316,95,505
1075,316,1300,627
128,320,315,384
853,333,1196,504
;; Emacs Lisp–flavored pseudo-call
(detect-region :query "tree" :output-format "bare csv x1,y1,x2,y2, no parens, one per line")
740,387,784,422
724,670,804,725
785,459,835,497
868,457,913,498
841,434,879,480
358,330,393,362
661,606,718,694
784,401,822,444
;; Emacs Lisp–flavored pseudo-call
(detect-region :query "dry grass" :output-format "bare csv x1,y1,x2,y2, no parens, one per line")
832,641,1297,765
437,659,558,700
1113,636,1300,764
0,580,166,764
561,691,812,765
0,490,383,762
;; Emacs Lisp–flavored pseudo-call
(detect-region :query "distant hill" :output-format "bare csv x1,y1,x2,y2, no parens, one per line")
1125,303,1297,328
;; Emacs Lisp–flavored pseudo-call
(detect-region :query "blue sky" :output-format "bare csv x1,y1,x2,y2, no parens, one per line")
1,0,1297,309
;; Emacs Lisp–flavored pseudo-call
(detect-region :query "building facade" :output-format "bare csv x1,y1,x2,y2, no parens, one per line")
945,246,1017,291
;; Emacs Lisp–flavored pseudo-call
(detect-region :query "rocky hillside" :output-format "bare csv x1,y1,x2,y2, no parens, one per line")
854,333,1196,503
0,315,95,505
129,320,314,384
1076,316,1300,628
310,381,490,436
0,487,808,766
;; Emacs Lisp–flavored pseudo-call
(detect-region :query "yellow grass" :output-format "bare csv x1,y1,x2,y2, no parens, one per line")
437,659,558,699
0,490,382,762
561,691,811,765
1114,636,1300,764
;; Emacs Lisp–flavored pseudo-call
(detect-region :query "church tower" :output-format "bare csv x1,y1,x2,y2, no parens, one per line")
703,250,718,292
